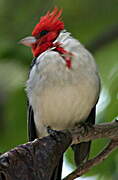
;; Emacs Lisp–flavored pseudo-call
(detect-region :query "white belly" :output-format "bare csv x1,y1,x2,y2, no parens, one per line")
33,83,97,137
27,62,99,137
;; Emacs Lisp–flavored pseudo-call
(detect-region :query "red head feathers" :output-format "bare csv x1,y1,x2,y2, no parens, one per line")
32,8,64,37
20,8,64,57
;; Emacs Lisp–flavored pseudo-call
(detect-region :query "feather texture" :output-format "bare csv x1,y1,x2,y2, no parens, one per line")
26,31,100,138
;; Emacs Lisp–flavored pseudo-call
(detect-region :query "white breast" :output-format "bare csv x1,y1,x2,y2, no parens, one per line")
26,31,100,137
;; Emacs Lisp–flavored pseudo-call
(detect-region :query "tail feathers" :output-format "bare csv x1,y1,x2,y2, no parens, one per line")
51,156,63,180
72,141,91,166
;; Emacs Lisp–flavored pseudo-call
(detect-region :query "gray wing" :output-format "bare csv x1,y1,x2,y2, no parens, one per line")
28,104,37,141
27,57,37,141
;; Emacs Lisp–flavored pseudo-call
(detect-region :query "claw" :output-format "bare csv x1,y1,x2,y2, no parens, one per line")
47,126,66,142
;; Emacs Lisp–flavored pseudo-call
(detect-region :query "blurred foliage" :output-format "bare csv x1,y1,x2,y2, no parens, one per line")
0,0,118,179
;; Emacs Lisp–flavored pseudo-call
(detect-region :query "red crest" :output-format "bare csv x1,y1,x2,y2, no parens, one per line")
32,8,64,36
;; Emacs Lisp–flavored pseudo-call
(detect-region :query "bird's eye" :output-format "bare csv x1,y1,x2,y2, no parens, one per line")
40,30,49,37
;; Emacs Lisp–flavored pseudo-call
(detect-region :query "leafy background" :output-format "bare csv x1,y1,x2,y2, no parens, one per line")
0,0,118,179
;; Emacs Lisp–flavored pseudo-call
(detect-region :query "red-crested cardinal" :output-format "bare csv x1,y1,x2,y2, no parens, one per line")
20,8,100,180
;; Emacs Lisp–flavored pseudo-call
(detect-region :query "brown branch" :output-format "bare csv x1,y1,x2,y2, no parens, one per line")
63,139,118,180
0,132,72,180
71,120,118,144
86,24,118,53
0,121,118,180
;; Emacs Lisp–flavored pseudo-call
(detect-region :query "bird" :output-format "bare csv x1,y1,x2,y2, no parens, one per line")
20,8,100,180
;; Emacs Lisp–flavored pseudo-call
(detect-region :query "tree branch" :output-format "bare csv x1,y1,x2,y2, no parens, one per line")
0,132,72,180
63,139,118,180
0,121,118,180
71,120,118,144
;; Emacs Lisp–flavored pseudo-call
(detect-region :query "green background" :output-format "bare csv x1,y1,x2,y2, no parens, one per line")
0,0,118,179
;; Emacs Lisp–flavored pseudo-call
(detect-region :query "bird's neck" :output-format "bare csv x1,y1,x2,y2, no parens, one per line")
33,30,73,69
53,42,72,68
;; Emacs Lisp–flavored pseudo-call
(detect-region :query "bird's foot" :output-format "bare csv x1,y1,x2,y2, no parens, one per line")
77,121,93,136
47,126,65,142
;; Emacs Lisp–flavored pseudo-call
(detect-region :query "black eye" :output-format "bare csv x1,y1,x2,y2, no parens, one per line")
40,30,49,37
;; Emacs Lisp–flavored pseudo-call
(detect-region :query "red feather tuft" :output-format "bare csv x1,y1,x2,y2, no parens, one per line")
32,8,64,36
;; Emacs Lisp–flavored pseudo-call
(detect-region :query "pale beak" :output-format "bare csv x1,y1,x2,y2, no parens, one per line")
19,36,37,47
